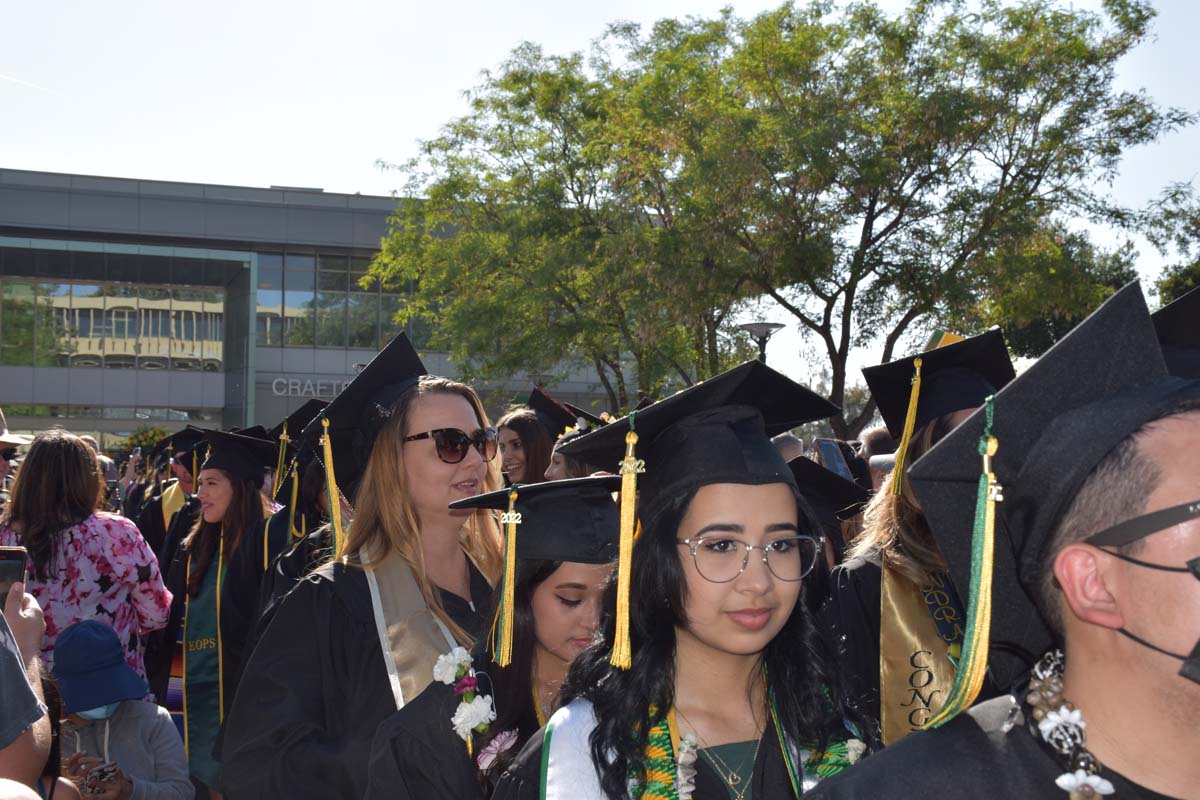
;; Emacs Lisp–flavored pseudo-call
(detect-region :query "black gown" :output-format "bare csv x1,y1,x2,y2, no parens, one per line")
133,485,175,556
823,554,884,729
364,651,497,800
219,559,493,800
492,708,802,800
805,695,1175,800
144,497,200,705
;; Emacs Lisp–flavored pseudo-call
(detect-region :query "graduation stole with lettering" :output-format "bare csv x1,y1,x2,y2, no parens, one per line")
878,559,965,744
180,530,226,758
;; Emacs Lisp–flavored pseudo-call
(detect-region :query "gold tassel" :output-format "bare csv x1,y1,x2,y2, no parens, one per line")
288,468,301,539
274,422,289,490
191,449,199,490
611,426,643,669
320,418,344,559
891,357,923,496
489,487,520,667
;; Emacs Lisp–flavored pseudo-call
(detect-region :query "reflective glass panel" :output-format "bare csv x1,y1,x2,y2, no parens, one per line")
283,290,315,346
348,293,378,348
315,291,347,347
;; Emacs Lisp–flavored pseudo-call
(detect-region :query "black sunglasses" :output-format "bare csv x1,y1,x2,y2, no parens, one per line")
0,449,16,462
403,427,498,464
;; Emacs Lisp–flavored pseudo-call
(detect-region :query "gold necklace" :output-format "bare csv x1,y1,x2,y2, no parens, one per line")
675,708,762,797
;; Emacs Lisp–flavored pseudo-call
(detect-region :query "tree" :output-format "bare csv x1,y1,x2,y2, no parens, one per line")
1142,181,1200,304
671,0,1191,436
370,44,757,410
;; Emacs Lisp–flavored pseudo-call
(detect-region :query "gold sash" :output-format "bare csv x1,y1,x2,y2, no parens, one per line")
161,481,186,531
879,558,958,744
363,548,461,710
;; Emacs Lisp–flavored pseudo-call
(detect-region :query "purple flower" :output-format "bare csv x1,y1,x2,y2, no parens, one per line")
454,676,479,696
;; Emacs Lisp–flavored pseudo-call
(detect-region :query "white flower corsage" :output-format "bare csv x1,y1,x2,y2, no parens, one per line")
476,729,519,772
676,732,699,800
434,647,496,745
844,738,866,764
1054,769,1115,797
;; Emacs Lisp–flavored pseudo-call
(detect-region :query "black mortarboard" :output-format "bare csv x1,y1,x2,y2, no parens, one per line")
563,402,606,430
1153,286,1200,378
269,399,328,445
788,456,870,530
908,282,1200,721
527,387,578,439
199,428,277,487
559,361,840,522
301,333,427,501
300,333,427,557
449,475,621,564
864,328,1016,440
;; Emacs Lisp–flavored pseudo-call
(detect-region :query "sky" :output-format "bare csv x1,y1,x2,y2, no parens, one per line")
4,0,1198,384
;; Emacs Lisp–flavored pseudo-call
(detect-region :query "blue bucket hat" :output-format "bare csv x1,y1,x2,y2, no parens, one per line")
51,621,147,713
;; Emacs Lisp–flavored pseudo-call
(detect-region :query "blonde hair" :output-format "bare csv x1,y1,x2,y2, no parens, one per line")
845,416,953,584
340,376,504,644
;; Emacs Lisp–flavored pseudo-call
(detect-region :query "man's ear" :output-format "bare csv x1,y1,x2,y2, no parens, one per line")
1053,543,1125,631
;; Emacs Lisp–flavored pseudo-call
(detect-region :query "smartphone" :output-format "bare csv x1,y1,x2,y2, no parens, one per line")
0,546,28,613
132,446,142,458
813,438,855,482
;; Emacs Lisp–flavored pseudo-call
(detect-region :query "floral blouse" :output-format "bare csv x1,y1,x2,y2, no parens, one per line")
0,512,172,682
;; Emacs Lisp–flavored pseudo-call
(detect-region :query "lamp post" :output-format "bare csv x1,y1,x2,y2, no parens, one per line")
738,321,786,363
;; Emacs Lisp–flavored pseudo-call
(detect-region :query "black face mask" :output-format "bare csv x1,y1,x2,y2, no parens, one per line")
1090,497,1200,686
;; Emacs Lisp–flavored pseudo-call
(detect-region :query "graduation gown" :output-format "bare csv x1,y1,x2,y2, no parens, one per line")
805,695,1175,800
364,652,497,800
144,497,201,704
134,479,188,556
219,559,493,800
492,699,805,800
823,554,884,729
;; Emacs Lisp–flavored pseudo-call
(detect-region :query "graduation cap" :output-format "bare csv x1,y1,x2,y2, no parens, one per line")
1153,286,1200,379
449,475,622,666
300,333,428,557
787,456,870,558
527,387,578,439
199,428,277,488
268,399,328,491
558,360,839,667
563,401,606,430
908,282,1200,726
863,328,1015,495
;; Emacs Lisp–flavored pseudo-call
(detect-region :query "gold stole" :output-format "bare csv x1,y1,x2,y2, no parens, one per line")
363,548,462,710
878,559,958,744
161,481,187,530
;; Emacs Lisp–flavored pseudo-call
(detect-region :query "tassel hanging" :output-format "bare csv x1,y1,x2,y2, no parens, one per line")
320,418,345,559
288,468,301,539
891,357,924,496
611,414,643,670
489,487,521,666
274,422,290,491
924,396,1000,728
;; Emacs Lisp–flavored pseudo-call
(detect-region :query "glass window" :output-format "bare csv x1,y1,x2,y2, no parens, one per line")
380,294,405,348
258,253,283,290
283,290,314,346
350,256,378,292
318,254,348,292
348,293,378,348
257,289,282,346
0,281,38,366
315,291,347,348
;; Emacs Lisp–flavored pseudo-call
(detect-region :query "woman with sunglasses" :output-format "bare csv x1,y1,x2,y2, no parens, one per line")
220,334,504,800
493,362,868,800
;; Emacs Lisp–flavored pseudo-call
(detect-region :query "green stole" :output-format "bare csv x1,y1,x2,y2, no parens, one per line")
182,533,225,788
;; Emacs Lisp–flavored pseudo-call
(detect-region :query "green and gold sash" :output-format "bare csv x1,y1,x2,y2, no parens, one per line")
182,534,225,789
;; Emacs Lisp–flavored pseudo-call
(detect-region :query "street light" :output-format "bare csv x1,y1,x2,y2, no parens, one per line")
738,321,786,363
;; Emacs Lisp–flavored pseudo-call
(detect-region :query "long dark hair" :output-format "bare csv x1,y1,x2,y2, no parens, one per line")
474,558,564,782
3,429,104,580
560,486,847,799
182,468,270,596
497,409,553,485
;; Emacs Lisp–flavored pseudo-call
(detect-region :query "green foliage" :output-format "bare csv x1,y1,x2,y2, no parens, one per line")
124,426,171,452
1142,181,1200,305
373,0,1189,431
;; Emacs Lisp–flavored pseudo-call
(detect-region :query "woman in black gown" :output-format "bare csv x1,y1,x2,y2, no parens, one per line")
218,334,504,800
493,361,868,800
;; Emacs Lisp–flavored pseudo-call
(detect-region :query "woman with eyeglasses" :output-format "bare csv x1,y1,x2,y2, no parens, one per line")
219,334,504,800
493,362,868,800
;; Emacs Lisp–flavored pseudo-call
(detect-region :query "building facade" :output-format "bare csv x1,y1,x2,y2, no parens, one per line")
0,168,607,449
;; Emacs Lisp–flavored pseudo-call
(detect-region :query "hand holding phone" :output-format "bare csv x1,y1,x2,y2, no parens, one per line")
0,546,28,613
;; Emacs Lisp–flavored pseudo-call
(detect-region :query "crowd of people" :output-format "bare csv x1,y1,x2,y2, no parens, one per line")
0,280,1196,800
